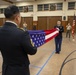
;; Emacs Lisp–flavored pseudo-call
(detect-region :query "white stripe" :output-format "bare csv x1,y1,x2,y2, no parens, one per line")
45,30,59,40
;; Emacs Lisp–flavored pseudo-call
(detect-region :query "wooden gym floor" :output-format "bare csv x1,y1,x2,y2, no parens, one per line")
0,33,76,75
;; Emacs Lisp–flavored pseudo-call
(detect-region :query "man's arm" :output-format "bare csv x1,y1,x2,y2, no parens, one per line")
21,31,37,55
59,26,64,33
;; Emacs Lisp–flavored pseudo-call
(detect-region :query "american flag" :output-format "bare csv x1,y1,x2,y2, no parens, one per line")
29,29,59,47
72,14,75,39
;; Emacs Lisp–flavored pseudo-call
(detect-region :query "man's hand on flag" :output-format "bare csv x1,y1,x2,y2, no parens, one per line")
56,28,60,31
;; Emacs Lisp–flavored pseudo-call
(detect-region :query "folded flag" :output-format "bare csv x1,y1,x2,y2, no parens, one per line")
28,28,59,47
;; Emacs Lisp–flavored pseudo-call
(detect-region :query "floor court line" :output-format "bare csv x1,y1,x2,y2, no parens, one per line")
30,64,41,69
36,50,55,75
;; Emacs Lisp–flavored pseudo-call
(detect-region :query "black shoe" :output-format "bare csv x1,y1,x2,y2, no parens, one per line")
57,52,60,54
55,52,60,54
55,52,58,54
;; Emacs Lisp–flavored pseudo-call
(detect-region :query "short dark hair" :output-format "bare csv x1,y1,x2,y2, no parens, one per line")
4,5,20,19
57,20,61,22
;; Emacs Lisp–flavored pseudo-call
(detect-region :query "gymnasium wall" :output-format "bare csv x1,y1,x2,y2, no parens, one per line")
0,0,76,31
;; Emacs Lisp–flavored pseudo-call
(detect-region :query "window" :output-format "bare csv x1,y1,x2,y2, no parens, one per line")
28,5,33,12
56,3,63,10
0,8,4,14
18,6,23,12
68,2,75,10
44,4,49,11
38,3,63,11
3,8,5,13
38,4,43,11
18,5,33,12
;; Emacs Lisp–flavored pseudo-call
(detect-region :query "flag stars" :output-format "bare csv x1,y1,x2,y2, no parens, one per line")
39,40,41,42
38,44,40,46
35,45,37,47
36,35,37,37
34,38,36,40
37,38,39,40
29,32,45,47
41,43,42,45
36,41,38,43
40,37,42,39
32,35,34,38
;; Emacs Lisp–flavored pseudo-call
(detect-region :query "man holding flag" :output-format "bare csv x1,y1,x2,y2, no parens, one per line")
54,20,64,54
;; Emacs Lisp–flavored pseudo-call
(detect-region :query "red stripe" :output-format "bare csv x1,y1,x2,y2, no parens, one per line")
45,32,58,42
44,28,57,35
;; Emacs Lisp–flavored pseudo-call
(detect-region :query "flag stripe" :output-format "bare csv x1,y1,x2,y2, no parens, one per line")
72,13,75,39
45,30,59,40
45,31,59,42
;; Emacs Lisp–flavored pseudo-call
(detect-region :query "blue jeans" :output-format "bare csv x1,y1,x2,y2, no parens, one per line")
55,38,62,52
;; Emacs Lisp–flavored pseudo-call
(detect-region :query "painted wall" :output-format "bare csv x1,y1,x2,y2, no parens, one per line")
0,0,76,21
